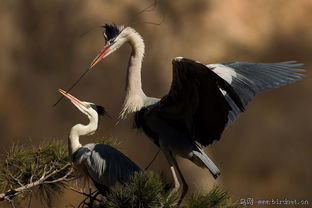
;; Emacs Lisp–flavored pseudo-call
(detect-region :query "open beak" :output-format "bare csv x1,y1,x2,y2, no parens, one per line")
58,89,86,108
89,44,111,69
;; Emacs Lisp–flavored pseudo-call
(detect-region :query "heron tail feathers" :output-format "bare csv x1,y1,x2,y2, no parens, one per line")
192,148,221,179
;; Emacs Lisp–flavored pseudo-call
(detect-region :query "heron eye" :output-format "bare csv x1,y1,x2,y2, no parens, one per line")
108,38,116,45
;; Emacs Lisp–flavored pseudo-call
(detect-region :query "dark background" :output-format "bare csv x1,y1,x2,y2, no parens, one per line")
0,0,311,207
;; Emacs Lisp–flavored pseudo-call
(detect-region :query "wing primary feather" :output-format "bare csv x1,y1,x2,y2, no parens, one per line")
211,61,305,127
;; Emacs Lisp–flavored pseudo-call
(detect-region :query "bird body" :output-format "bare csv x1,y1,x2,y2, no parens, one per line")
135,103,221,177
72,143,140,191
88,25,305,202
59,89,140,194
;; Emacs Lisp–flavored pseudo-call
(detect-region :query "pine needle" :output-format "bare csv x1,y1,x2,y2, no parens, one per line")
186,186,242,208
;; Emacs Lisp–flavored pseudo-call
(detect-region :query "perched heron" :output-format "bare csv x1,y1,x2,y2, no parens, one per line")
59,89,141,194
88,24,305,202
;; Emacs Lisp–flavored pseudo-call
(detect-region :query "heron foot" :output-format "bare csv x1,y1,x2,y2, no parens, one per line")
177,183,188,205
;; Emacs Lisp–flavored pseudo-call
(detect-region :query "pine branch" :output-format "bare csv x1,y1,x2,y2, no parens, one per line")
72,172,242,208
0,140,75,207
0,163,75,201
0,139,242,208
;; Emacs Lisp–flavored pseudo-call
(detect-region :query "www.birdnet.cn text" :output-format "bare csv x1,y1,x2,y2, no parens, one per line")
240,197,309,206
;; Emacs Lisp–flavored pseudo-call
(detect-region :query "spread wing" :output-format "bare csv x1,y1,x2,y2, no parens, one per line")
158,57,245,146
208,61,304,126
76,144,141,187
157,58,304,146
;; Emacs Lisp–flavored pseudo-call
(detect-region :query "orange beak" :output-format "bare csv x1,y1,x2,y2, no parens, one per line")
89,45,111,69
58,89,86,108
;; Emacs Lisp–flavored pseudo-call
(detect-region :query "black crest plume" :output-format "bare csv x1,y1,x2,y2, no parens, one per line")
90,104,107,116
102,24,122,41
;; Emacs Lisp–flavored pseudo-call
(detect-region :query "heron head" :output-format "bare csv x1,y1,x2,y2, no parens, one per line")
58,89,106,120
89,24,132,69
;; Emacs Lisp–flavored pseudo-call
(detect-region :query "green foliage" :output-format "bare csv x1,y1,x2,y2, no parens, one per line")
185,186,242,208
90,173,240,208
0,139,242,208
103,171,177,208
0,140,71,206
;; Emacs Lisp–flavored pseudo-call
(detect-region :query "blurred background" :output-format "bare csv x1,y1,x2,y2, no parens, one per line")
0,0,311,207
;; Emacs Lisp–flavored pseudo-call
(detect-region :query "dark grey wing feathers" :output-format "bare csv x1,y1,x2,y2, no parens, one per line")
80,144,140,187
182,58,245,111
157,58,304,146
210,61,305,126
223,62,304,94
157,58,244,146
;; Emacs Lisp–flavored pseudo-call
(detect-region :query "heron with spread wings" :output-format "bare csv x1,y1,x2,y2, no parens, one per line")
88,24,304,202
58,89,141,194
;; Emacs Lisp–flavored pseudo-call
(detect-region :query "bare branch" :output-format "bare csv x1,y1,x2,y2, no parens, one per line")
39,164,48,180
29,175,34,184
44,166,75,184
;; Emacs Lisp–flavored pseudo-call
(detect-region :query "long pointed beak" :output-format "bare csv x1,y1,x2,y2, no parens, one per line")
89,45,111,69
58,89,86,108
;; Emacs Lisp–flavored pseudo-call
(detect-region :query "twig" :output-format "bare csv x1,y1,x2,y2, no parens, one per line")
7,170,24,187
29,175,34,184
144,149,160,170
77,189,100,208
9,199,15,208
67,186,101,204
44,167,75,184
27,191,32,208
66,186,90,197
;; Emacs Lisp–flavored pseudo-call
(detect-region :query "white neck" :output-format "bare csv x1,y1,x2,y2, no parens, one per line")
120,29,147,118
68,116,98,157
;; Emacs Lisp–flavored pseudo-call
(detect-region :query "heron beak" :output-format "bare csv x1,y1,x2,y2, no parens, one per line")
58,89,86,108
89,44,111,69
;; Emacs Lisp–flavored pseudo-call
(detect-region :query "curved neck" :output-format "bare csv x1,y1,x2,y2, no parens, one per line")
68,116,98,157
127,32,145,95
120,29,146,118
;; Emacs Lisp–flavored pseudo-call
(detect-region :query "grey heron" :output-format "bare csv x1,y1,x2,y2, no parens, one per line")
88,24,305,202
59,89,141,194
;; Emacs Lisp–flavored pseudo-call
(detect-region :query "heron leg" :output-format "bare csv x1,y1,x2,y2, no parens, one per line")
162,149,180,193
169,152,189,204
163,149,188,205
170,165,180,192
